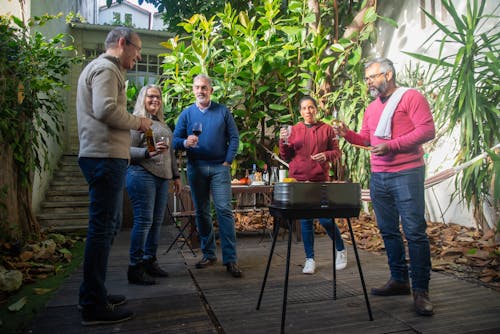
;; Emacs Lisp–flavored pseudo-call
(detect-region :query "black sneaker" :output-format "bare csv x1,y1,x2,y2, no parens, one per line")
78,294,126,310
81,304,133,326
107,294,126,307
143,258,168,277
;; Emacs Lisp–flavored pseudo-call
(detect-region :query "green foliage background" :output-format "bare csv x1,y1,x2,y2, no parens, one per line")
159,0,377,185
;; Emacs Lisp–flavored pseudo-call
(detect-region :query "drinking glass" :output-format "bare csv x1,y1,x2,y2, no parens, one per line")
331,108,341,140
159,136,169,149
192,122,202,147
282,125,292,145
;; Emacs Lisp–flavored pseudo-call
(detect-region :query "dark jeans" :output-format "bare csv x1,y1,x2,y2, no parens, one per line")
78,157,127,307
370,165,431,291
126,165,169,265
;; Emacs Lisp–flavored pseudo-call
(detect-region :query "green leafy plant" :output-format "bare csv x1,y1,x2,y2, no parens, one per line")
0,14,80,241
403,0,500,230
159,0,379,182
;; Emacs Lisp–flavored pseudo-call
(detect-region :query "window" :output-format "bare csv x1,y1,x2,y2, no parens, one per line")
83,49,163,86
124,13,132,27
112,12,121,25
127,54,163,86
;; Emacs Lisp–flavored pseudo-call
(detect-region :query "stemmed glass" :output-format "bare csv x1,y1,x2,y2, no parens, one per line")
331,107,341,140
192,122,202,147
281,125,292,145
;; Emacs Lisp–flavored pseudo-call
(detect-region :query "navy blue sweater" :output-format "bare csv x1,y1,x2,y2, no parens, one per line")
173,102,239,165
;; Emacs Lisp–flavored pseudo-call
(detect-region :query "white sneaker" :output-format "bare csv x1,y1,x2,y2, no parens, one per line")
302,258,316,274
336,250,347,270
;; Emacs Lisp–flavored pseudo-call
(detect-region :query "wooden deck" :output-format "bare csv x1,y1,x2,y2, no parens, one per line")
27,225,500,333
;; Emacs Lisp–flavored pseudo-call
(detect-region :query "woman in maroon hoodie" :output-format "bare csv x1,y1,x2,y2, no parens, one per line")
279,96,346,274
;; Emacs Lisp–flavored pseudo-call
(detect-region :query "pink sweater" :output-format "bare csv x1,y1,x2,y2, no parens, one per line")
344,89,435,172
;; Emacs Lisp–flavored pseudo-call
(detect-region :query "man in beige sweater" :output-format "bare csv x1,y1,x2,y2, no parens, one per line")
76,27,152,326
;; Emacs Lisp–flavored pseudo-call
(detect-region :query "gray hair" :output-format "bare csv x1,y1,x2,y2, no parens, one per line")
193,74,213,87
133,84,164,122
365,57,396,82
104,27,137,49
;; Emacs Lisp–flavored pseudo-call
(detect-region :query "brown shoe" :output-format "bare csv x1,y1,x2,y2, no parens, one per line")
371,279,411,296
225,262,242,278
195,257,217,269
413,290,434,316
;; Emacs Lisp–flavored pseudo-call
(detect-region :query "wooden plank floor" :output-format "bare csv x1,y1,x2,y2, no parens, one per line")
27,225,500,333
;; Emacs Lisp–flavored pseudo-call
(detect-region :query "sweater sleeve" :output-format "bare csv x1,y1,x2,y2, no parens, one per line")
89,67,141,131
344,111,372,147
224,108,240,164
129,130,148,164
387,90,436,152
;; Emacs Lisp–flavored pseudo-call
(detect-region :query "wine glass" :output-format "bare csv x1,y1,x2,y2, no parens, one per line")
281,125,292,145
192,122,202,147
159,136,169,150
331,108,342,140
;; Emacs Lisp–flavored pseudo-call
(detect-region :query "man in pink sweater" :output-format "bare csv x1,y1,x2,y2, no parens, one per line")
336,58,435,316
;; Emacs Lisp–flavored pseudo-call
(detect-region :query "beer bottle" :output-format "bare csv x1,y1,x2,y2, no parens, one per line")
145,128,156,152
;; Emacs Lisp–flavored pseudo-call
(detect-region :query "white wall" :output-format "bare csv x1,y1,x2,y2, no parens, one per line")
99,2,150,29
152,12,166,31
0,0,30,18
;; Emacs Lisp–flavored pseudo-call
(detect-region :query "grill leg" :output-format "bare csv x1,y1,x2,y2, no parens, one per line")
346,218,374,321
332,219,337,300
256,217,281,310
281,218,293,334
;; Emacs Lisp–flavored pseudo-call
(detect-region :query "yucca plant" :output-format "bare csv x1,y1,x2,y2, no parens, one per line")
404,0,500,231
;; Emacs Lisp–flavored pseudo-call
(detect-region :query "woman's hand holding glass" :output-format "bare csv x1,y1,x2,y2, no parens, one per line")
149,136,169,159
156,136,169,152
280,125,292,145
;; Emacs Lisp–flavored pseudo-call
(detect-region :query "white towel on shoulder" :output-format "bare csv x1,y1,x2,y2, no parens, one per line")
374,87,410,139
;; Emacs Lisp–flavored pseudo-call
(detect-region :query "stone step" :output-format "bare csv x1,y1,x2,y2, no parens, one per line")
49,184,88,191
37,155,90,232
46,189,89,198
41,201,89,214
51,172,86,184
37,212,89,231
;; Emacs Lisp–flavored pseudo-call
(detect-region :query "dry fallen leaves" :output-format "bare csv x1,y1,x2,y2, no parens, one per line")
234,211,500,291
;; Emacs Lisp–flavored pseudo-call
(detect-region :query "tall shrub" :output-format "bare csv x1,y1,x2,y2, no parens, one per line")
0,14,79,241
160,0,379,183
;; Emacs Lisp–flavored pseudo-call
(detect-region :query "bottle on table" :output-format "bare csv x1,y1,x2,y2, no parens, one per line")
262,164,269,185
249,164,257,183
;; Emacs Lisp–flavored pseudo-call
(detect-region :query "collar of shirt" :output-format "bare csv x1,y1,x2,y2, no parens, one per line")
196,101,212,113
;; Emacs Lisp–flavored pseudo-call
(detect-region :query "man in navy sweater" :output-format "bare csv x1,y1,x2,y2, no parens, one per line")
173,74,242,277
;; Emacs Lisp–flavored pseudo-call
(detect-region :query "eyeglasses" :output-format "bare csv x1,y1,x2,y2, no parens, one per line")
364,72,386,82
126,39,142,52
146,94,161,100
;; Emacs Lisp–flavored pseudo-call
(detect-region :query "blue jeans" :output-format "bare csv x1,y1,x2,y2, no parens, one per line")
78,157,127,307
300,218,345,259
370,165,431,291
187,162,237,264
126,165,169,265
